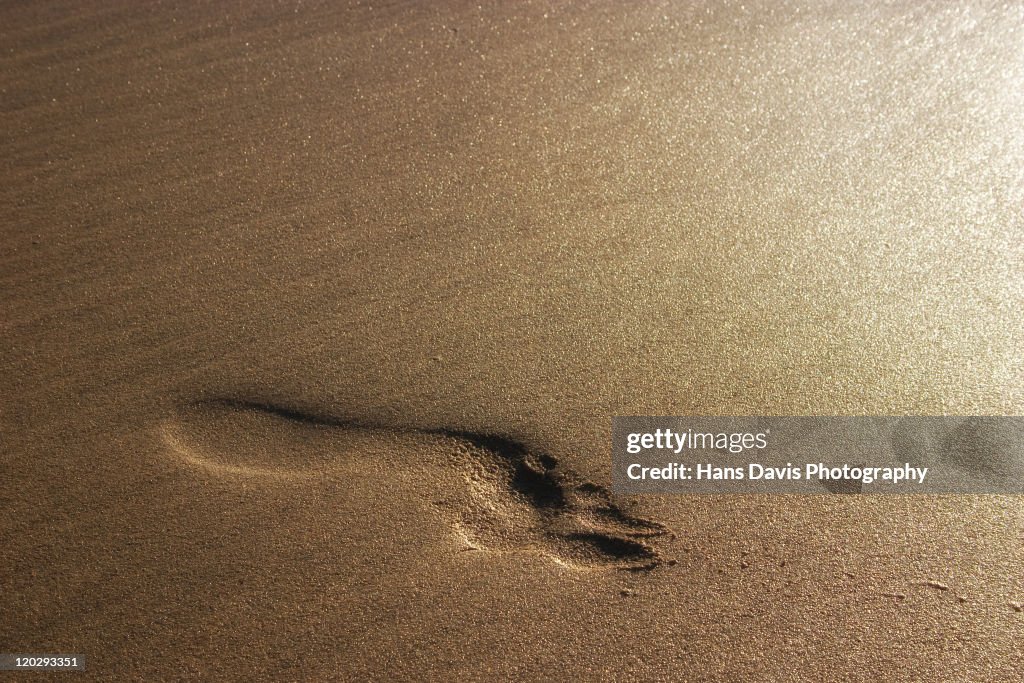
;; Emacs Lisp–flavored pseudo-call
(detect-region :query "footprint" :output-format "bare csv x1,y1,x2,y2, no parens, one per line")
161,399,674,570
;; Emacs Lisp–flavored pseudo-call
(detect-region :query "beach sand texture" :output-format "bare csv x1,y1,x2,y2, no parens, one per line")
2,1,1022,680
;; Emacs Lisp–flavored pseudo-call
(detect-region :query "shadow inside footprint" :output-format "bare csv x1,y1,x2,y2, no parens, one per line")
162,399,674,570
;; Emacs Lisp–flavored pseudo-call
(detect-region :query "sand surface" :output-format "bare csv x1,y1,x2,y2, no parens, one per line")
2,1,1023,680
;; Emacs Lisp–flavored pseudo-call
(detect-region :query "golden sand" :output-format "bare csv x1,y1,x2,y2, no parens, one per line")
2,1,1022,679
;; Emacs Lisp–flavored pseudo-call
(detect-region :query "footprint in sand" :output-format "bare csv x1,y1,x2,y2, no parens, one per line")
160,399,674,570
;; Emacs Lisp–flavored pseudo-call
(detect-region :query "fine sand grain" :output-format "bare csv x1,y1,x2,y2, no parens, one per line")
2,1,1023,680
